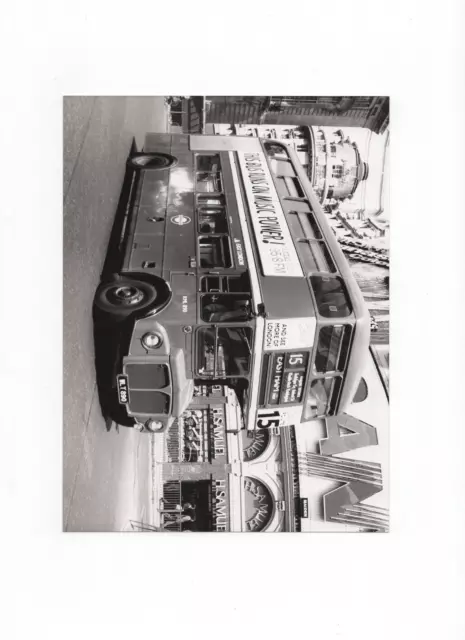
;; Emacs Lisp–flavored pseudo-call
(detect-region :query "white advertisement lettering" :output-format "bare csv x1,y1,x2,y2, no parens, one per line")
238,151,303,278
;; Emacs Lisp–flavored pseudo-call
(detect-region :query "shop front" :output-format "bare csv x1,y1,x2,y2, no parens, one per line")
156,384,302,532
161,475,230,532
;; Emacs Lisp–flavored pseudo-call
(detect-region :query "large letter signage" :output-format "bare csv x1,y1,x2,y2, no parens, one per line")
319,413,379,456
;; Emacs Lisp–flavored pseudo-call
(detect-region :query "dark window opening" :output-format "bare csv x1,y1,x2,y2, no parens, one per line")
226,272,251,293
199,236,232,268
201,293,252,323
126,363,169,389
314,325,352,374
197,327,252,378
303,377,342,420
196,172,222,193
310,275,352,318
129,390,170,415
198,210,228,234
201,272,251,293
196,154,221,172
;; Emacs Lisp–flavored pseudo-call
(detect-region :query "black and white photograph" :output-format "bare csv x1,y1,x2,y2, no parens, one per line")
6,2,465,639
64,96,390,533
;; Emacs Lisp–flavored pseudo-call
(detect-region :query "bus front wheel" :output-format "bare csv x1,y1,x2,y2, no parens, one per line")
128,152,177,171
95,276,159,319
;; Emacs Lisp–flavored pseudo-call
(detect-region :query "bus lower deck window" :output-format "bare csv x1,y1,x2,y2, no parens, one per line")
196,172,222,193
201,294,251,322
197,327,252,377
198,209,228,234
196,154,221,172
197,195,225,207
199,236,232,268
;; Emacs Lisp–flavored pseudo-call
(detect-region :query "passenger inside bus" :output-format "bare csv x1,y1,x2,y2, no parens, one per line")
202,294,252,323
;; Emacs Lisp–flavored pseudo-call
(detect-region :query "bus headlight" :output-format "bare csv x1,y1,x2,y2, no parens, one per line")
142,332,163,350
145,419,164,433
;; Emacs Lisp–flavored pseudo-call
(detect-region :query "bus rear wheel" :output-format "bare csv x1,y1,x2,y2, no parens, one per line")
95,276,159,319
128,152,177,171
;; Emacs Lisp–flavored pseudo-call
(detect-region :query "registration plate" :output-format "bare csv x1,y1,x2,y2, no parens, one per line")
117,375,129,404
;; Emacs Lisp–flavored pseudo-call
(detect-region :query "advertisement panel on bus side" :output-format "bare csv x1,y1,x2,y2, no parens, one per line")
237,151,303,278
264,318,316,351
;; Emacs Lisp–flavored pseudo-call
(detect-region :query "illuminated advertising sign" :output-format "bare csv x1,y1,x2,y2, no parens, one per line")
237,151,303,278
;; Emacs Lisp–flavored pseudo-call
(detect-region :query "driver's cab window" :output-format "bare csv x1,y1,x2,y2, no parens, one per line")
201,294,252,323
197,327,253,377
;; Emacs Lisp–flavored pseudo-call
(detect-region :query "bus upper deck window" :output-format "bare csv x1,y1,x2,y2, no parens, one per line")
310,275,352,318
276,176,305,199
264,142,289,161
314,325,352,374
303,377,342,420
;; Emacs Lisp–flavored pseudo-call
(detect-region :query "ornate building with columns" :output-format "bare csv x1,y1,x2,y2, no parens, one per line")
207,123,370,208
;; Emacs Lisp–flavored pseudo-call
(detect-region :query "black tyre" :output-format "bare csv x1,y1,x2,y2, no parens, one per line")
95,277,158,318
128,152,177,171
106,403,136,428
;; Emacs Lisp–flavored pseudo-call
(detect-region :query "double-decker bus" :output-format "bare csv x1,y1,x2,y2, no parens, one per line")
93,133,370,433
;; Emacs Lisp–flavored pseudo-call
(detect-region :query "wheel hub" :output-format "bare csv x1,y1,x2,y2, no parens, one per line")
112,285,144,306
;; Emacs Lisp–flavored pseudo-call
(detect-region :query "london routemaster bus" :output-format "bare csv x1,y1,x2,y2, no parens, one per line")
93,133,370,434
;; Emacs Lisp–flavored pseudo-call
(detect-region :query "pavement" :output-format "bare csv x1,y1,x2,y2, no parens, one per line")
63,96,169,531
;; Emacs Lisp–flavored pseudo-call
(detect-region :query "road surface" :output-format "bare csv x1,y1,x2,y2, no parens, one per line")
63,96,168,531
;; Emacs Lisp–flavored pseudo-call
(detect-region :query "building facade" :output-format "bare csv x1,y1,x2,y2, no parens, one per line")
207,122,389,273
204,96,389,135
208,123,369,207
152,347,389,533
